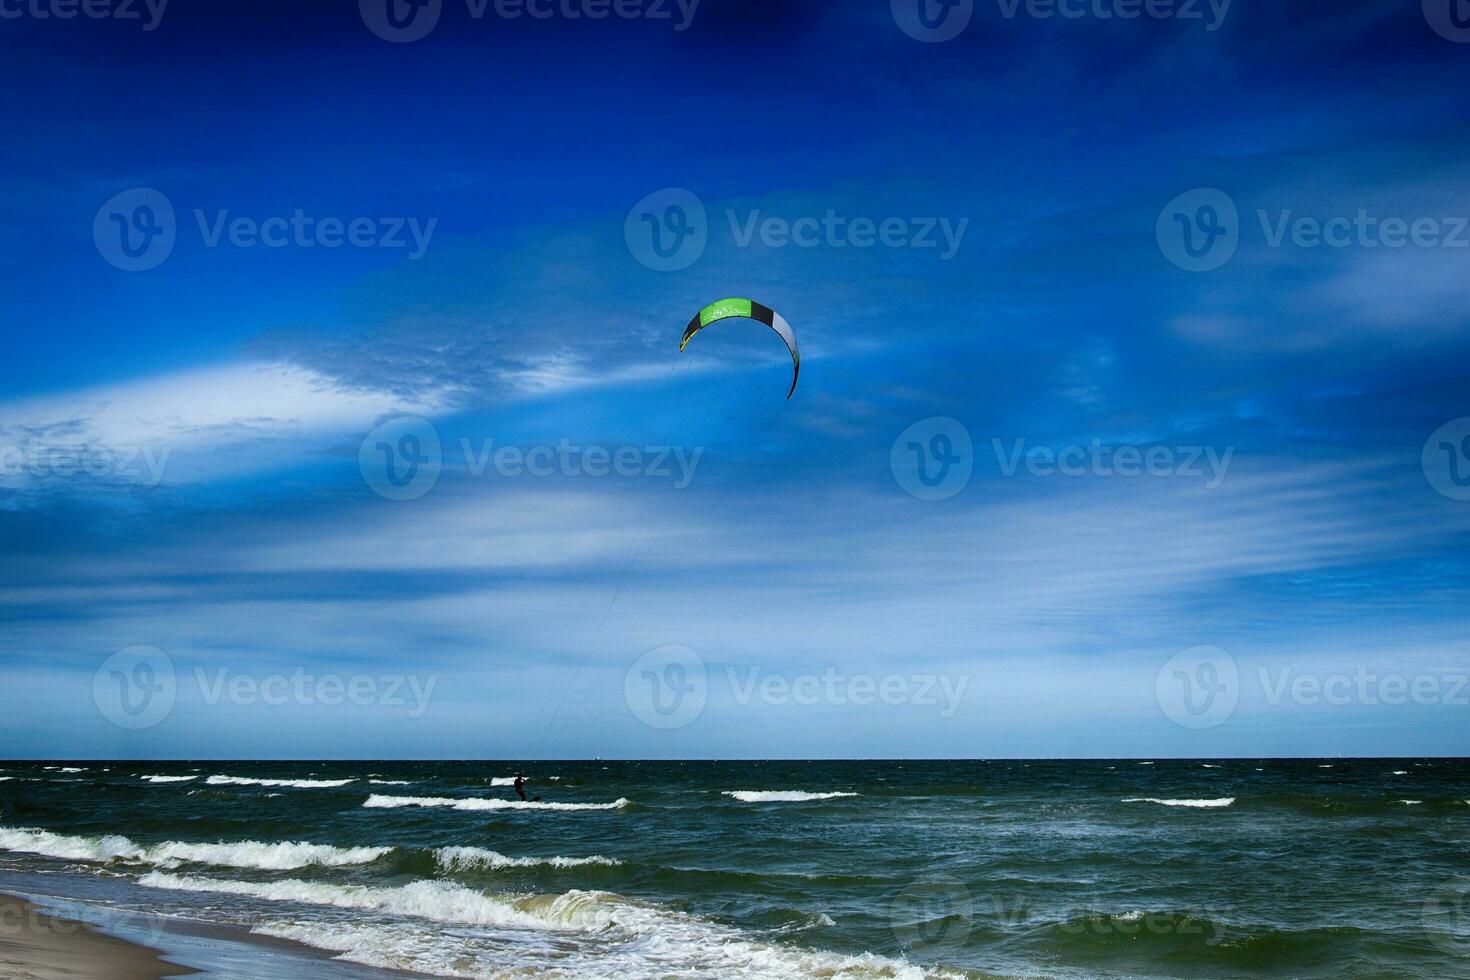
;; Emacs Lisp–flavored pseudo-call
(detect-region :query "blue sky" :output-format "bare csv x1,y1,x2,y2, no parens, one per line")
2,0,1468,758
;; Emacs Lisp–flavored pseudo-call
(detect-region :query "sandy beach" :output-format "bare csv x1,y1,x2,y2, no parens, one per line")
0,894,191,980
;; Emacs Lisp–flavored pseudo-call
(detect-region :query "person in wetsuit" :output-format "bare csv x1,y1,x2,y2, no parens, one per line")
513,772,526,801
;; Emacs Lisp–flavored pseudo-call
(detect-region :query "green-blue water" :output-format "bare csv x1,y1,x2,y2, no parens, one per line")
0,759,1467,978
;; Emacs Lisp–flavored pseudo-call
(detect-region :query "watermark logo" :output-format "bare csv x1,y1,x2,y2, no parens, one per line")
195,667,436,716
995,0,1230,30
0,902,168,949
1156,646,1239,730
359,416,443,501
891,417,974,501
1424,0,1470,42
624,645,707,729
94,188,176,272
992,438,1233,487
727,210,968,260
1423,418,1470,502
95,189,436,269
891,877,974,958
93,646,176,729
1259,667,1466,708
0,443,171,488
1161,189,1470,271
625,187,707,271
1157,188,1239,272
1424,878,1470,955
360,0,442,41
362,0,698,40
892,0,973,42
727,667,969,717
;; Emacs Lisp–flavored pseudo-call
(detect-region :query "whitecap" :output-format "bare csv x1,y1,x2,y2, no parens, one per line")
363,794,628,812
141,775,198,783
0,826,389,870
206,775,355,788
722,791,858,803
147,876,934,979
1121,797,1235,809
434,847,621,870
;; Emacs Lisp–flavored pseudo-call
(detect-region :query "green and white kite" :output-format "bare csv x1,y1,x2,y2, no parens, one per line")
679,298,800,398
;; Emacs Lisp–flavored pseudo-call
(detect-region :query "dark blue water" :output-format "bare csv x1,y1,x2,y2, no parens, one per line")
1,759,1466,978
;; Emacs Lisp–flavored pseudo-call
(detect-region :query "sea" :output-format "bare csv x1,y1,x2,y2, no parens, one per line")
0,759,1466,979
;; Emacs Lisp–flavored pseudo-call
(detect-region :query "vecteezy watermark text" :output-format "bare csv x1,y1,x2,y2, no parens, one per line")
94,188,437,271
624,646,972,729
93,646,437,729
1156,645,1470,730
625,188,969,271
1158,188,1470,272
360,416,704,501
360,0,700,42
0,0,168,30
993,438,1235,488
727,210,969,260
994,0,1230,29
726,666,970,718
0,443,170,487
460,438,701,487
195,667,436,717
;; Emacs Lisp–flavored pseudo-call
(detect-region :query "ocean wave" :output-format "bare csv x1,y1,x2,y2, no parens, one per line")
0,827,142,863
1122,797,1235,808
368,779,412,785
206,775,355,788
723,791,859,803
488,777,517,786
189,879,937,979
363,794,628,812
0,826,388,870
140,872,554,930
141,775,198,783
434,847,622,871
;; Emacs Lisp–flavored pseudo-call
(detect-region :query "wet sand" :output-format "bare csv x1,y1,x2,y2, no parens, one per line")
0,894,193,980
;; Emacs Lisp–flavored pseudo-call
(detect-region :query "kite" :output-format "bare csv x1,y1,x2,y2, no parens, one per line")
680,298,799,398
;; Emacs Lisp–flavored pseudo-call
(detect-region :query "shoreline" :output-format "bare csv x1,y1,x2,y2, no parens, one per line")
0,893,193,980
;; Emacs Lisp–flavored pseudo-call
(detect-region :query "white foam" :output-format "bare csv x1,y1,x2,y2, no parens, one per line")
0,826,387,870
206,775,355,788
140,872,554,930
1397,800,1424,805
251,899,929,980
489,777,517,786
434,847,621,871
723,791,859,803
362,794,628,812
141,775,198,783
0,777,12,782
368,779,412,785
146,840,391,869
1390,770,1408,776
1122,797,1235,808
0,827,142,862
